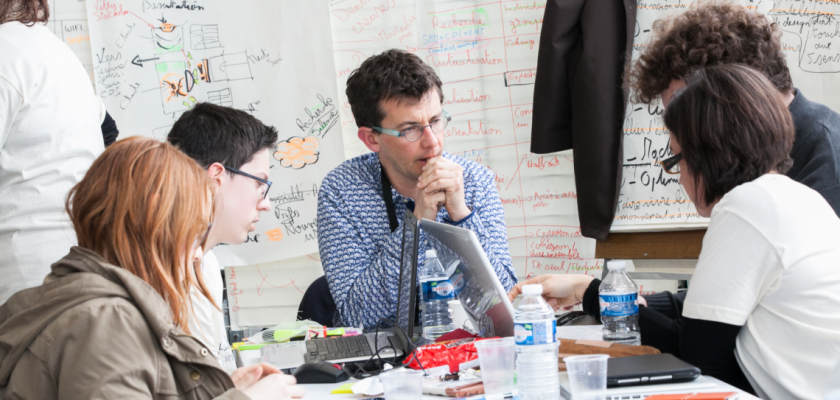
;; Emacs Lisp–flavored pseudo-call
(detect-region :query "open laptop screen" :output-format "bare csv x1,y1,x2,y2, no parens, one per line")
395,210,419,339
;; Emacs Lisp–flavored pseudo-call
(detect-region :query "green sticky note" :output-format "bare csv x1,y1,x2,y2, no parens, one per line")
326,328,345,336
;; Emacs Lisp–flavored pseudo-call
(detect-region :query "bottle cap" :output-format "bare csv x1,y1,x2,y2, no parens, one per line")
425,249,437,258
522,284,542,296
607,260,626,270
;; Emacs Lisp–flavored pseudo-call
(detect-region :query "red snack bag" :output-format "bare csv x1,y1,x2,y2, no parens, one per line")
404,337,497,373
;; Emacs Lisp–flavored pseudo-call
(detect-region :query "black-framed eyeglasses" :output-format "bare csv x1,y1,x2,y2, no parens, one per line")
658,153,683,175
194,222,212,249
371,110,452,142
224,166,272,199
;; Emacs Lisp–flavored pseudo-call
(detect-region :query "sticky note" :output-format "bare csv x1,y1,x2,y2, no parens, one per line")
330,383,354,394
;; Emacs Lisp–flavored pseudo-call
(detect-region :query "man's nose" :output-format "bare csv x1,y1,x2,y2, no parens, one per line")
257,197,271,211
419,125,440,148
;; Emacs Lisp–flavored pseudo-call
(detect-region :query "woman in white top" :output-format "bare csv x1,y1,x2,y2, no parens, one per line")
509,64,840,399
0,0,105,304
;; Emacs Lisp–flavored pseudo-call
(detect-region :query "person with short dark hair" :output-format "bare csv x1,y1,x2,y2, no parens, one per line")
628,1,840,216
0,0,105,304
317,49,517,329
510,65,840,398
167,102,277,373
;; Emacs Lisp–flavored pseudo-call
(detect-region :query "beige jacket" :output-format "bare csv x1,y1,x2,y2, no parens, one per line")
0,247,250,400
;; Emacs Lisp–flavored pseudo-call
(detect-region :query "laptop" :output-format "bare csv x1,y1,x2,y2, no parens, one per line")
421,218,516,338
560,373,717,400
259,210,421,368
607,354,701,387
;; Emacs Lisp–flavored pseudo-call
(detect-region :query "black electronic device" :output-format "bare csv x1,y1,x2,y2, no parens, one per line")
607,353,701,387
299,210,420,365
292,361,350,384
556,311,587,326
394,209,420,343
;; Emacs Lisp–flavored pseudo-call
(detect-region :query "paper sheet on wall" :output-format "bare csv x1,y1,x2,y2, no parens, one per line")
225,253,324,329
330,0,603,296
48,0,94,84
225,0,605,327
84,0,343,265
613,0,840,231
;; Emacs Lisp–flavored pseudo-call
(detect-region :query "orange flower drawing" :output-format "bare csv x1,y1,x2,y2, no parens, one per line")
264,228,284,242
274,136,320,169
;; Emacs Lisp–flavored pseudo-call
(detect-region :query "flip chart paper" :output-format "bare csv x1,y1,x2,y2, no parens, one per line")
85,0,344,265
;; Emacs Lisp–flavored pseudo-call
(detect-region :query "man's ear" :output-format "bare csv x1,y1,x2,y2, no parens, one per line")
358,127,382,153
206,162,226,187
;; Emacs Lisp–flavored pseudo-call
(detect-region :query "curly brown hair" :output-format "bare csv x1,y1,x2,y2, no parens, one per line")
628,1,792,104
0,0,49,25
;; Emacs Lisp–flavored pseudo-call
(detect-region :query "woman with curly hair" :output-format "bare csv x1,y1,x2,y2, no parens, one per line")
511,65,840,399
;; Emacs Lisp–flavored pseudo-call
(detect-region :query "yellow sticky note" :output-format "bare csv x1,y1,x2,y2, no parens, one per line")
330,383,354,394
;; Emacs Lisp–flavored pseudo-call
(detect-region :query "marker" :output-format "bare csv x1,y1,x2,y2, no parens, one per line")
453,394,518,400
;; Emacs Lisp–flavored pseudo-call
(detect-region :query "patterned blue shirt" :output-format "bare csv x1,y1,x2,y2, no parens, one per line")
317,152,517,329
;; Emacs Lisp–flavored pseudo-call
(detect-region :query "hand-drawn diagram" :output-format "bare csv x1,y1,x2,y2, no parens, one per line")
191,24,221,50
86,0,343,286
152,18,183,54
274,137,321,169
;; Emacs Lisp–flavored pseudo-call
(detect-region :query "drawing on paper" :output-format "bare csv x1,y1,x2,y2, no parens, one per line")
274,137,321,169
153,18,183,54
191,24,221,50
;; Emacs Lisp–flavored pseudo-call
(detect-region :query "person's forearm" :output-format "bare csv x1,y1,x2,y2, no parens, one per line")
581,278,602,322
642,291,686,319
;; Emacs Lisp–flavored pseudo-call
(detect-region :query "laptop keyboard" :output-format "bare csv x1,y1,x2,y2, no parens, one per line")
303,334,393,362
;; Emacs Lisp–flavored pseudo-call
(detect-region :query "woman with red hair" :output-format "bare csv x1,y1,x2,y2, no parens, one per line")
0,137,303,399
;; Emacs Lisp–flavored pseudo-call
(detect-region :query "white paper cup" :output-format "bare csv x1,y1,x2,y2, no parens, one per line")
379,369,424,400
473,337,516,395
563,354,609,400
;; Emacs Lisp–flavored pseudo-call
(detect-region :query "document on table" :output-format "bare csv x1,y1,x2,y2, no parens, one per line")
556,324,604,341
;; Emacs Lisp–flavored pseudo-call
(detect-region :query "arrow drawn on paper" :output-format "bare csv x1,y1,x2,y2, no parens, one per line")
131,55,160,67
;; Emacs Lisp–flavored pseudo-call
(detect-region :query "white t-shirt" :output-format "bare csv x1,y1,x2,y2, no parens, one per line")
684,174,840,399
188,250,236,373
0,22,105,304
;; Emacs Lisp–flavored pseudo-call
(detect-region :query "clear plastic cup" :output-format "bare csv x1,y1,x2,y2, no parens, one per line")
379,369,424,400
563,354,609,400
473,337,516,395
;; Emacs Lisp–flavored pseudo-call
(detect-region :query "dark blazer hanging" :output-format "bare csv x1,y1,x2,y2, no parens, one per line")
530,0,637,241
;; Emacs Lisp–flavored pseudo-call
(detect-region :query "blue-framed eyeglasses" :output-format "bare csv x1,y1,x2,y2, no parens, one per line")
371,110,451,142
224,166,272,199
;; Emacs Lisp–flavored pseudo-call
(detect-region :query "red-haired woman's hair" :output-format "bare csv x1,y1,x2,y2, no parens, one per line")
66,137,214,333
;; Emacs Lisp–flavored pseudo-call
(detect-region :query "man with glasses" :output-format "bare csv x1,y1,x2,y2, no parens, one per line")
167,102,277,373
317,49,517,329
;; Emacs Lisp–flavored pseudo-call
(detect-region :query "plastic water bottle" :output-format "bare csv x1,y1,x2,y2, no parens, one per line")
419,249,455,340
514,284,560,400
600,260,641,345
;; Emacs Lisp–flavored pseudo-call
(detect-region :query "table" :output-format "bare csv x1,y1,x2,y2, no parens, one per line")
300,374,758,399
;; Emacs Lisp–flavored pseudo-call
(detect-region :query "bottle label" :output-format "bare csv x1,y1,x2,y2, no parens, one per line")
514,319,556,345
599,292,639,317
450,268,466,295
421,279,456,301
